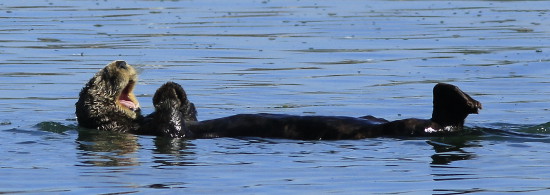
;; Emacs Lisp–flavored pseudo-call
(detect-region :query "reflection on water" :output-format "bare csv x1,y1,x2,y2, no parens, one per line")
0,0,549,194
1,119,549,194
76,128,197,167
428,138,477,165
152,136,196,167
76,129,140,167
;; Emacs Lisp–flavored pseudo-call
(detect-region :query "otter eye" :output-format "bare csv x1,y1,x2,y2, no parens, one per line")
115,60,127,69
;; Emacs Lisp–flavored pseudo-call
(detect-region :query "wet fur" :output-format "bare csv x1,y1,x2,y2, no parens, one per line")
177,83,481,139
76,61,482,139
139,82,197,138
75,60,140,132
76,61,197,136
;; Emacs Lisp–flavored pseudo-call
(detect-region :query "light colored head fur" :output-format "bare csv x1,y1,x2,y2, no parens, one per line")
76,60,141,132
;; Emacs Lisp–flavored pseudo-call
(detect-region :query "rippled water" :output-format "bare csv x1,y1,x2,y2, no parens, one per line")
1,0,549,194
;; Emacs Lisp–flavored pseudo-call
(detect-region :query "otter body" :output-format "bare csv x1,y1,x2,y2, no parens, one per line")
76,61,482,140
188,114,455,140
185,82,481,140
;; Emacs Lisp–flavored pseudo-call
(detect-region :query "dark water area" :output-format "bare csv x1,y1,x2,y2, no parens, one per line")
1,0,549,194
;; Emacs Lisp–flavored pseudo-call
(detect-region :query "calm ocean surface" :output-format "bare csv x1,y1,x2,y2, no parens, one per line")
1,0,549,194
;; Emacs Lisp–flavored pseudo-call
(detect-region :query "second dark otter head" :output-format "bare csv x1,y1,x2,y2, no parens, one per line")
431,83,482,128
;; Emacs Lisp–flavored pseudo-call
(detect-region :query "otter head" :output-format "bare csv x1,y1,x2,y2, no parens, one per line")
76,60,141,132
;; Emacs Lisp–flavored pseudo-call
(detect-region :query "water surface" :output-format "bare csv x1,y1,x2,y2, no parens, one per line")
1,0,549,194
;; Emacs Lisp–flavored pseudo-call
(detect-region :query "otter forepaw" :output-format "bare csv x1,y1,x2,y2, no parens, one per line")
153,82,198,122
153,82,181,110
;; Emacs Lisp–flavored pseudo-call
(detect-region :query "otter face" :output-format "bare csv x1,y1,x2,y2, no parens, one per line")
76,60,141,132
101,60,140,116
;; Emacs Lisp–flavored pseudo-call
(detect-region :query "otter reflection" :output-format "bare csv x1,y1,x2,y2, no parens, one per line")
76,129,140,167
76,129,195,167
428,137,479,165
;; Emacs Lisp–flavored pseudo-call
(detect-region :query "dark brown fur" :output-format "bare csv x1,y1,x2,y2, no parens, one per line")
138,82,197,138
76,61,482,140
179,83,481,139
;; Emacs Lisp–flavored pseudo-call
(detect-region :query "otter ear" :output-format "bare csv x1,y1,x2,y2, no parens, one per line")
431,83,482,126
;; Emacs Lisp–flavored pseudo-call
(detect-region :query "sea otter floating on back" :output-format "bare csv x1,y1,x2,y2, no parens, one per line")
76,60,482,139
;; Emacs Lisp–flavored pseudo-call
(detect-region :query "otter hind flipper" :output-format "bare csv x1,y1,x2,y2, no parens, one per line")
431,83,482,127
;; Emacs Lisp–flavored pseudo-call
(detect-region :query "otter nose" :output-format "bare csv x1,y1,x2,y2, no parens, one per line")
115,60,128,69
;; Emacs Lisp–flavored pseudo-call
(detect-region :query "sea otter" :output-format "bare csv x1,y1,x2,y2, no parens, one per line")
75,60,197,136
76,60,482,139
